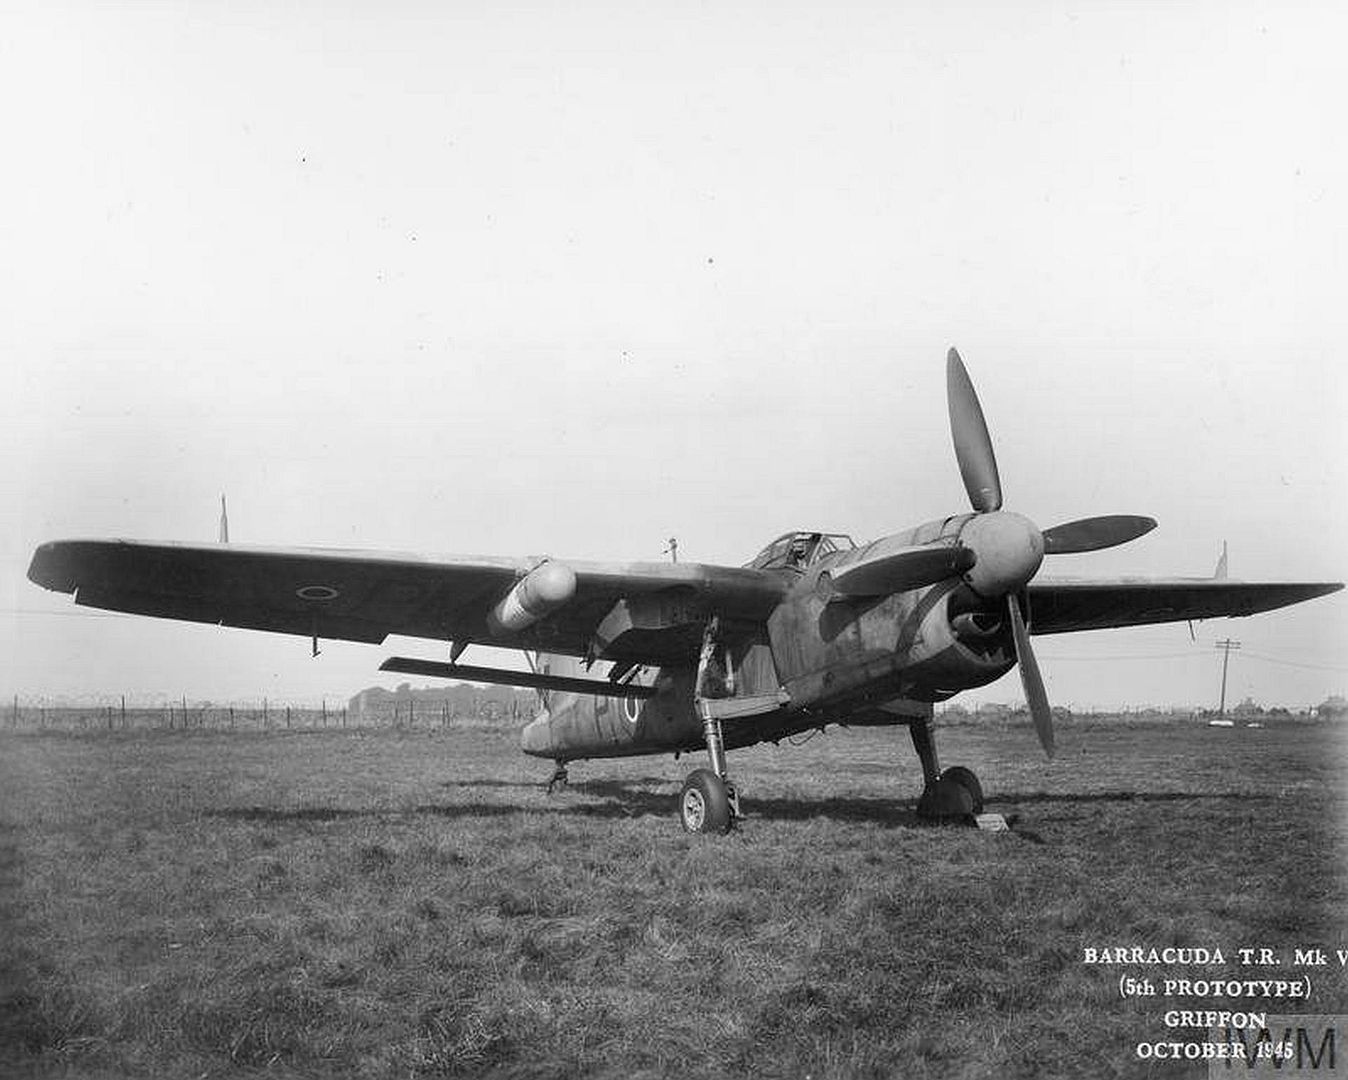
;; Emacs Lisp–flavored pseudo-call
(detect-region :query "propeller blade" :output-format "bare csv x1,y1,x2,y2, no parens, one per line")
821,542,975,600
946,348,1002,513
1042,514,1157,555
1007,592,1054,757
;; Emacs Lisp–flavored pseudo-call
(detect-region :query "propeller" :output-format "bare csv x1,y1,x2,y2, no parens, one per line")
821,542,976,600
1006,591,1052,755
945,348,1155,756
1042,514,1157,554
946,350,1002,512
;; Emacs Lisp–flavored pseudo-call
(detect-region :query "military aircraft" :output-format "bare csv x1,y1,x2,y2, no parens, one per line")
27,350,1341,833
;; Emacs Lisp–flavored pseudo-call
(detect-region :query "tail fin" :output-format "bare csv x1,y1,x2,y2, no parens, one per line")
1213,541,1227,579
218,495,230,544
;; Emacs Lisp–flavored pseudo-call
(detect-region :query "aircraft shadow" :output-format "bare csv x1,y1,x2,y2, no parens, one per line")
992,790,1274,806
209,786,1267,831
447,776,672,792
546,779,926,827
215,806,368,823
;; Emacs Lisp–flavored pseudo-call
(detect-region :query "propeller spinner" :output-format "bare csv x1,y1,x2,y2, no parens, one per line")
945,348,1156,756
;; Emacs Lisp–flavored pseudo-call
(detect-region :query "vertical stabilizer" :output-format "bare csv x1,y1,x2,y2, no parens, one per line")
219,495,230,544
1213,541,1227,579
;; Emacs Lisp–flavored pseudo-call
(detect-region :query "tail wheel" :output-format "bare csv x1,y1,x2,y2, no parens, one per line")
940,766,984,814
678,768,733,834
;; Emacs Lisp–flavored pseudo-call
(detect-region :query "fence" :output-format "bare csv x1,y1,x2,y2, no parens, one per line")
2,695,530,733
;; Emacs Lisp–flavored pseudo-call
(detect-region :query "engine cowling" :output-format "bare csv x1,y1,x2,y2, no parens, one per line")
771,581,1017,711
891,583,1017,700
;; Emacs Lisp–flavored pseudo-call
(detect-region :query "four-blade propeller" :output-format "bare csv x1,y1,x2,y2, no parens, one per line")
944,348,1157,756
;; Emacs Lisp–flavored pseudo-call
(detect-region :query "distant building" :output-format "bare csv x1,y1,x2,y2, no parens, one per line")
1316,695,1347,720
347,682,535,725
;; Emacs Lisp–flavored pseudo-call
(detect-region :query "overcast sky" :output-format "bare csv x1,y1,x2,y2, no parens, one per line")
3,2,1345,712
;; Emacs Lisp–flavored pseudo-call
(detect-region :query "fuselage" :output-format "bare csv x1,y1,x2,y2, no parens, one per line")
521,520,1020,763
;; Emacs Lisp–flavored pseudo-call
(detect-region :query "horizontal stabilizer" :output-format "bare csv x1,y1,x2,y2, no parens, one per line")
379,656,659,698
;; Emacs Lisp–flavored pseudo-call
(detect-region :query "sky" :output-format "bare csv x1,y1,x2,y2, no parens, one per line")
2,2,1345,712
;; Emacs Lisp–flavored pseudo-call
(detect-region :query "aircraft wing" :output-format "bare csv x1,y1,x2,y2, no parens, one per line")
26,539,788,664
1026,577,1342,635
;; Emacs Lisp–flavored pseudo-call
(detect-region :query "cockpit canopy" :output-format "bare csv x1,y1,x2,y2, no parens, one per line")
746,531,856,571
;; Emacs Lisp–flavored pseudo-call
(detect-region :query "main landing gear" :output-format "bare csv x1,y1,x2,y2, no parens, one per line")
909,715,984,821
679,619,742,834
678,705,742,834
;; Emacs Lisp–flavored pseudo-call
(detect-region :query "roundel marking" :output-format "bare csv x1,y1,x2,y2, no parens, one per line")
296,585,340,601
622,695,641,724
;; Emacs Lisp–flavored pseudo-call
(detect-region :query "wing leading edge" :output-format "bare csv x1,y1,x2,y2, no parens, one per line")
27,541,1341,661
1026,577,1342,635
26,539,787,665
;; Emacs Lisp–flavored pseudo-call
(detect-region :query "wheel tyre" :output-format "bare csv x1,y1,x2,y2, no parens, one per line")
916,776,975,821
940,766,984,814
679,769,733,834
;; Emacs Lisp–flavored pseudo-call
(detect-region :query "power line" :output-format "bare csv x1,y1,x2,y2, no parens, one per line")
1241,650,1348,674
1036,648,1348,672
1038,651,1204,662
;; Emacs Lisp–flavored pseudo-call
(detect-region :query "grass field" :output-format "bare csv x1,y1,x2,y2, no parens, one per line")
1,716,1344,1079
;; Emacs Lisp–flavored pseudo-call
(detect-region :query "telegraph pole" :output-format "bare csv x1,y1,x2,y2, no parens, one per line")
1215,638,1241,718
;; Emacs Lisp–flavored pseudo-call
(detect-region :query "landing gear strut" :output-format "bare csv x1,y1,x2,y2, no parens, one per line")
545,760,569,794
909,716,984,820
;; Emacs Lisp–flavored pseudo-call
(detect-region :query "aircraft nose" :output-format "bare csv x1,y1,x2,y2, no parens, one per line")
958,511,1045,597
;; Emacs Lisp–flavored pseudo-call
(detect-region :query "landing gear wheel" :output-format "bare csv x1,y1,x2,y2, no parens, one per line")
916,776,975,822
678,769,733,834
939,766,984,814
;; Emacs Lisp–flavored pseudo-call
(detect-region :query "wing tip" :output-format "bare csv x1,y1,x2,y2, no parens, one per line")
27,541,73,592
